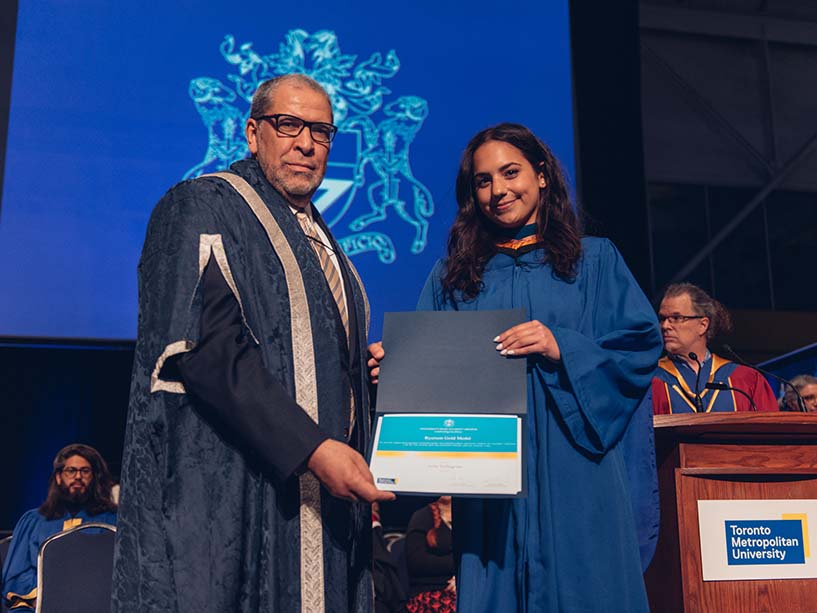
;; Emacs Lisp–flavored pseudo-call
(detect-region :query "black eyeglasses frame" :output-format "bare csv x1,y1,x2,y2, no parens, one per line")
657,314,706,325
253,113,338,144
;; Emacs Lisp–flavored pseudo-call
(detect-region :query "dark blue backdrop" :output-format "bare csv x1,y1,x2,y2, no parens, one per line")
0,0,575,342
0,340,132,530
0,0,576,531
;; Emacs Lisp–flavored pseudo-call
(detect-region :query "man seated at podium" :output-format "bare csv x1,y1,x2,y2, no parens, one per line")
651,283,778,414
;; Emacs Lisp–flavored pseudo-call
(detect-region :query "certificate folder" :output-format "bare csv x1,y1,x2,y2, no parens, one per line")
370,309,527,497
376,309,527,415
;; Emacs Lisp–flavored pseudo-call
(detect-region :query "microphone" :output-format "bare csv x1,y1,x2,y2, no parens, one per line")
721,344,806,413
688,352,705,412
705,381,758,412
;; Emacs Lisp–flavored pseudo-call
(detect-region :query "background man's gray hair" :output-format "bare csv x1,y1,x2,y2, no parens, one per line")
661,282,733,342
249,74,334,122
783,374,817,409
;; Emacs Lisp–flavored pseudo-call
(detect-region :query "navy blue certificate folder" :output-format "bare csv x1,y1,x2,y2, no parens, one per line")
376,309,527,415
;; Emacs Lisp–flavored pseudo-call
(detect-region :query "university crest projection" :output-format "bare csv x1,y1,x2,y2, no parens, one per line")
183,30,434,263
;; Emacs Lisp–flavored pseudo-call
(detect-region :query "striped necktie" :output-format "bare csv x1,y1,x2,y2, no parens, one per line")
295,210,349,344
296,210,356,437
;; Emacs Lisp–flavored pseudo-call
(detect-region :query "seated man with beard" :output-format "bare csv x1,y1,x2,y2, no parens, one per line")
2,444,117,611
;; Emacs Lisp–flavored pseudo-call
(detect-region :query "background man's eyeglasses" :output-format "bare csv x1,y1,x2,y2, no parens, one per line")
657,314,705,325
254,113,337,144
61,467,92,478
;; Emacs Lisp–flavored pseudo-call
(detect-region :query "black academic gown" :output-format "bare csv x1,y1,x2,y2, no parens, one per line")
112,159,372,613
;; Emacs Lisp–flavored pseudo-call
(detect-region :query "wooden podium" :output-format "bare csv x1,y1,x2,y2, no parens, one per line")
645,413,817,613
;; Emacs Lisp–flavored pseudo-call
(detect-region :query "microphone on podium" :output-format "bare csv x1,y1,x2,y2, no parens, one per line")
688,352,705,412
704,381,758,412
721,344,806,413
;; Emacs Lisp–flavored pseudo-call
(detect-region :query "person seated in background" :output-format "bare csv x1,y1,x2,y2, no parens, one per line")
652,283,778,414
404,496,455,613
1,444,117,611
783,374,817,411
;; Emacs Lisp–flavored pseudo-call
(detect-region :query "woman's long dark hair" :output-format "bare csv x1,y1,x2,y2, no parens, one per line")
39,443,117,520
443,123,582,301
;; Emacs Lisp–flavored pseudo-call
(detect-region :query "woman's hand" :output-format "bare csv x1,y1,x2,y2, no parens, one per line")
367,341,384,384
494,320,561,361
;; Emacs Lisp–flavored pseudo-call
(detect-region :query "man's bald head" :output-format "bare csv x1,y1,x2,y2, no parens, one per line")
250,74,333,122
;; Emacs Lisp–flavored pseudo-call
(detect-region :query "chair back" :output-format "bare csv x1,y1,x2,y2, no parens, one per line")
35,522,116,613
0,535,11,613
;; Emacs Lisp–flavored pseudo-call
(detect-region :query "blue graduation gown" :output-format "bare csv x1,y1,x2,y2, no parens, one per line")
417,237,662,612
2,508,117,610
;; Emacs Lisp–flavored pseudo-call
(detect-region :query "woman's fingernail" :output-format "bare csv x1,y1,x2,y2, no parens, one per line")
500,349,508,356
506,350,516,356
496,343,504,350
492,335,500,342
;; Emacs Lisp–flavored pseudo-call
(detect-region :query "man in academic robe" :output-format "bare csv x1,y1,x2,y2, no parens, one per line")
111,74,394,613
2,444,117,611
651,283,778,413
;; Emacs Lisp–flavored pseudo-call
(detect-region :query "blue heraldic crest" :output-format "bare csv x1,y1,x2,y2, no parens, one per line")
184,29,435,263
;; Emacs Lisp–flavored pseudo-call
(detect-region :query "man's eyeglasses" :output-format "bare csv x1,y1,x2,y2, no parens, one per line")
658,314,706,325
61,467,92,478
254,113,337,144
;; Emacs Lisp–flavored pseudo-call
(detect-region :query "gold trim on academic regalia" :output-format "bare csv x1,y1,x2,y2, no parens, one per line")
62,517,82,531
669,384,698,412
495,235,541,251
659,357,700,412
197,234,260,345
203,171,331,613
710,353,731,373
711,354,736,412
6,587,37,610
662,380,673,414
149,232,261,395
659,355,724,413
704,388,722,413
725,376,738,411
150,340,193,394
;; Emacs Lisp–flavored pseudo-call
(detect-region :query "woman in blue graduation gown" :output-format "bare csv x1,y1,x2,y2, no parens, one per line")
373,124,662,612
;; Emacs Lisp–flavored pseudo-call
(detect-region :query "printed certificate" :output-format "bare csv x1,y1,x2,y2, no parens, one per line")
369,413,523,496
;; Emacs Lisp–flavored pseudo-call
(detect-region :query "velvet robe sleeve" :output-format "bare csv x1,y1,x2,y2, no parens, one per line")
139,181,326,483
544,240,662,455
175,254,328,481
2,511,40,610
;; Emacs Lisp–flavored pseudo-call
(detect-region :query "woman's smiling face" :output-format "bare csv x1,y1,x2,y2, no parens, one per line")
472,140,545,229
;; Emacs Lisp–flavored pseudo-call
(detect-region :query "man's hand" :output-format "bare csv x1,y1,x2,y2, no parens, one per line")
494,320,561,361
307,439,396,503
367,341,385,384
